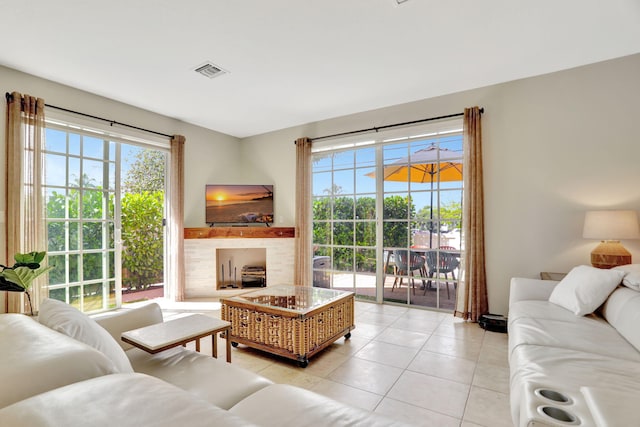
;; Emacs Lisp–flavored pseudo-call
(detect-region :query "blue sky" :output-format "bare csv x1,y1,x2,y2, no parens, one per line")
44,127,143,192
311,135,464,212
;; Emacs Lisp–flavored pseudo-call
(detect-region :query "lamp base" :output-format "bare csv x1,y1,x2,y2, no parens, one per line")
590,240,632,269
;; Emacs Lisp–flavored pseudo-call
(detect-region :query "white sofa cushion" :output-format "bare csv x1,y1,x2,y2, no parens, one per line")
126,346,273,409
0,314,118,409
507,299,585,324
548,265,624,315
613,263,640,291
509,300,640,363
0,373,257,427
230,383,410,427
38,298,133,373
601,287,640,352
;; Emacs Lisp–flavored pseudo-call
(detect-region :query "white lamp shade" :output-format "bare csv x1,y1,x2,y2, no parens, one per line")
583,210,640,240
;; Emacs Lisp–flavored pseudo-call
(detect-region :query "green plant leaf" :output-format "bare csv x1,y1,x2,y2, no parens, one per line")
2,265,54,290
14,251,46,265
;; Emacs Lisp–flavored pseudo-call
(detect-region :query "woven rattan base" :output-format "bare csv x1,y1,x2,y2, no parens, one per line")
221,289,354,367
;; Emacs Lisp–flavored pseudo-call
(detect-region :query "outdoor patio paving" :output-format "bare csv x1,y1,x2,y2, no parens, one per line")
123,274,457,311
331,273,456,311
122,284,164,303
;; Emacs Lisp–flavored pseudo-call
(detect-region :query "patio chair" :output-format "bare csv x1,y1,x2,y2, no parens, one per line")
392,250,426,295
312,256,331,288
424,250,459,298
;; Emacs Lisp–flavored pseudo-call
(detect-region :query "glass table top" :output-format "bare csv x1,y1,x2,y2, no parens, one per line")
224,285,353,314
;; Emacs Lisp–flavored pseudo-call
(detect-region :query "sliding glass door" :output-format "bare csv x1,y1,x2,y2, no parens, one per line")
312,146,377,301
311,120,463,310
44,122,167,312
120,146,167,304
381,134,463,310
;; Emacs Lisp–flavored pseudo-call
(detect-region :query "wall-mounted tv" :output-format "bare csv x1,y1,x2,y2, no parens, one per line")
205,184,274,225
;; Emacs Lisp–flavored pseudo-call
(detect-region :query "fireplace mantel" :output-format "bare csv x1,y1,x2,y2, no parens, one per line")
184,227,295,239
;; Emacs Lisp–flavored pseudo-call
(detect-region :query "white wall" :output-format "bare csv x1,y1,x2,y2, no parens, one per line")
242,53,640,315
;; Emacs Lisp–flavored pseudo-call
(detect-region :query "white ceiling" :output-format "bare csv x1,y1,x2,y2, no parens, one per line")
2,0,640,138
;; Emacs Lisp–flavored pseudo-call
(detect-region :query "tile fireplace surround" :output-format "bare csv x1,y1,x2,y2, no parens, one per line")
184,227,295,299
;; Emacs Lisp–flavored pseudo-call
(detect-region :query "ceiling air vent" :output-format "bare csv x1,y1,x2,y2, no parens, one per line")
194,62,228,79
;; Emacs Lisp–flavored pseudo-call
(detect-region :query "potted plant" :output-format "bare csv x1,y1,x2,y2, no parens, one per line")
0,251,53,315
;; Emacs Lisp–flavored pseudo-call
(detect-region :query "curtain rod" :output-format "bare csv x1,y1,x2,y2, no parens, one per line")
5,92,174,139
302,108,484,143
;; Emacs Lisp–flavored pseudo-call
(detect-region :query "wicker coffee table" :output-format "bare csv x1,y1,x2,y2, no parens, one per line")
221,285,354,367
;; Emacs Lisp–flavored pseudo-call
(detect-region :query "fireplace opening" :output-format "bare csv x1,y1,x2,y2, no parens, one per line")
217,248,266,289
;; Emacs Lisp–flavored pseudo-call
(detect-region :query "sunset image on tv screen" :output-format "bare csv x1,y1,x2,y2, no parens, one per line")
205,184,273,224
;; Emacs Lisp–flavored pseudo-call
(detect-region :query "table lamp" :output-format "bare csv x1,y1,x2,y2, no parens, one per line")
583,210,640,269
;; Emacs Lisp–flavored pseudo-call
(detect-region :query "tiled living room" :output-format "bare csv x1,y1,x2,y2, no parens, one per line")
158,299,511,427
1,2,640,427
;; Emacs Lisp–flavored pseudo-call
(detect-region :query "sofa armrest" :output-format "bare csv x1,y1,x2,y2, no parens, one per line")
0,314,118,409
509,277,559,307
94,303,163,350
0,373,257,427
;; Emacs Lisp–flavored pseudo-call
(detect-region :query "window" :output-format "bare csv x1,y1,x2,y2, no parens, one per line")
44,116,168,312
311,119,463,310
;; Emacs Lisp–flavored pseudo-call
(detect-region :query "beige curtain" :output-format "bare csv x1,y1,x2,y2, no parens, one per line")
5,92,46,313
454,106,488,322
294,137,313,286
169,135,186,300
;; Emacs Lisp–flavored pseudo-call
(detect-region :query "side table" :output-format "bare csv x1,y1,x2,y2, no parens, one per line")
121,314,232,363
540,272,567,281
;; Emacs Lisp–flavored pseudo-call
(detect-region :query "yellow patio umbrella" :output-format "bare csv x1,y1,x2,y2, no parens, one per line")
366,144,463,247
369,144,463,183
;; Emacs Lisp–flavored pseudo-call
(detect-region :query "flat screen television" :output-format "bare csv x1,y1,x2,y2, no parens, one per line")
205,184,274,225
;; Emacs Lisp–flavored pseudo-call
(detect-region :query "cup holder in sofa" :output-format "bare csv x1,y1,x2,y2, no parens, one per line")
521,384,592,426
537,405,580,425
535,388,572,405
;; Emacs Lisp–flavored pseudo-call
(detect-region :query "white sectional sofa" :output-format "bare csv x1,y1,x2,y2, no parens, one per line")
508,265,640,427
0,299,408,427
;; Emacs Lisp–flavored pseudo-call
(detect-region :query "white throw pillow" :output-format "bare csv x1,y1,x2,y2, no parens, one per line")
612,264,640,291
548,265,625,316
39,298,134,373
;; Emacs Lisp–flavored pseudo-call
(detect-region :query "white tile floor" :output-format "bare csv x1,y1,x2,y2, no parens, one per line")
156,299,512,427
